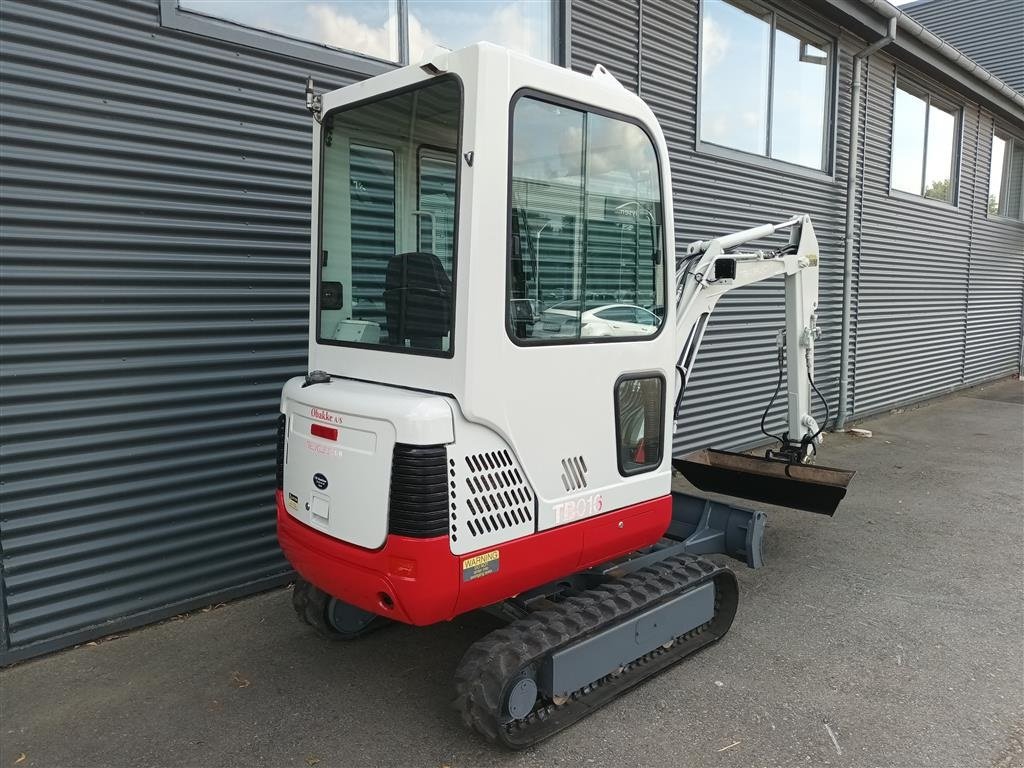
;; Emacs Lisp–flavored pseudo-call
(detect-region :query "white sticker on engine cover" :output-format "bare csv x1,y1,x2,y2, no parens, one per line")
552,493,604,525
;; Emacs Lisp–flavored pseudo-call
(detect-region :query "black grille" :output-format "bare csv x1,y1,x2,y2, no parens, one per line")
276,414,286,490
388,443,450,538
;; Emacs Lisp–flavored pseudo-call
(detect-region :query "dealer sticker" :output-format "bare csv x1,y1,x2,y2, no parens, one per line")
462,550,500,582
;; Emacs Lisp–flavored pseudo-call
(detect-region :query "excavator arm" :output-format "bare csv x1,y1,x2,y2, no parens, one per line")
668,214,854,516
674,215,824,462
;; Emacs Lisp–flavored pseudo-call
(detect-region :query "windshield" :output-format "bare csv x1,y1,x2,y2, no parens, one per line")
318,77,461,355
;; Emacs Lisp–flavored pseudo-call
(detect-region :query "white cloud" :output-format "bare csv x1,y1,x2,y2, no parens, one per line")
701,15,729,72
307,2,548,64
481,3,544,60
588,119,650,176
740,110,761,129
407,13,442,62
307,4,405,61
409,2,546,62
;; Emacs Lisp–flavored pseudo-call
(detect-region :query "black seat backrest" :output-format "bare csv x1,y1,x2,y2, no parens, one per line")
383,252,452,350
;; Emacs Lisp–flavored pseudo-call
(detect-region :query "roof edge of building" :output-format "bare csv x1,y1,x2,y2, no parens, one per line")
829,0,1024,124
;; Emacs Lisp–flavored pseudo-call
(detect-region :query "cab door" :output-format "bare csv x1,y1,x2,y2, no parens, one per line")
464,89,676,533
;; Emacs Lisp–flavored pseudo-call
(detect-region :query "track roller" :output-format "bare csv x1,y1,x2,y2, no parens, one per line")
453,555,738,748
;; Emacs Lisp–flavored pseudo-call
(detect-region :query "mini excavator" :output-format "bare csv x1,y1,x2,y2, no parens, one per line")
276,43,855,748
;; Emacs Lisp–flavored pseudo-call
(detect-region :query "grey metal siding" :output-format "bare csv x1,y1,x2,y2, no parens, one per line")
855,55,1023,413
570,0,640,92
0,0,360,662
855,57,974,411
575,0,853,453
966,111,1024,383
903,0,1024,96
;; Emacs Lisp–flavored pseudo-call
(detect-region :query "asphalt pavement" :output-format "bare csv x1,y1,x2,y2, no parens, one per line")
2,377,1022,768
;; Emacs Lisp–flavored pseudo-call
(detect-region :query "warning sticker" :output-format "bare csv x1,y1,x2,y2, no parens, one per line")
462,550,500,582
287,493,299,511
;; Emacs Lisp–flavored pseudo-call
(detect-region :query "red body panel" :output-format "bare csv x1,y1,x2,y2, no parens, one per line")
276,490,671,625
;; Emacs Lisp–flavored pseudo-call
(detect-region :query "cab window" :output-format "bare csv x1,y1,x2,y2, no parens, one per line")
318,77,461,355
507,95,665,343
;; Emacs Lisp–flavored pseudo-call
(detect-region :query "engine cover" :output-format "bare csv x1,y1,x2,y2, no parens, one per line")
280,376,454,549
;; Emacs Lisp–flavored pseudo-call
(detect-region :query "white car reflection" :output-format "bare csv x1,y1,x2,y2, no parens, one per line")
535,302,660,338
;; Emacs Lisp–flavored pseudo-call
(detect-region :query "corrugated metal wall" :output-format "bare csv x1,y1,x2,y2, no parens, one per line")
856,54,1024,412
965,110,1024,383
571,0,640,93
855,56,975,411
0,0,358,663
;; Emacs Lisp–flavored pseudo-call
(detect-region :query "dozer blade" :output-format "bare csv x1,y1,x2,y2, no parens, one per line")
673,448,855,516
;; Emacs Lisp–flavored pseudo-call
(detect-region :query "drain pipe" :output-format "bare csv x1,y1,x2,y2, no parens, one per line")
836,17,896,431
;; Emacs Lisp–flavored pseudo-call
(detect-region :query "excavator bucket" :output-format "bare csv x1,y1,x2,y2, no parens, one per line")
673,448,855,516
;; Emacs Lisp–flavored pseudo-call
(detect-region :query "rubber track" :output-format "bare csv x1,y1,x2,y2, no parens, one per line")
453,556,738,748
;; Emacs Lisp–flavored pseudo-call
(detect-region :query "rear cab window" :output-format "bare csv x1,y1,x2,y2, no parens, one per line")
318,76,462,356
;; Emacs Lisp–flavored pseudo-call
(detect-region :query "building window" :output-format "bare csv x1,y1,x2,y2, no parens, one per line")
989,129,1024,221
890,81,960,203
507,95,666,345
698,0,833,172
175,0,556,66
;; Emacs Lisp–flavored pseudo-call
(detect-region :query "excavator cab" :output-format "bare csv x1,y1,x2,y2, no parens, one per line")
279,43,854,748
291,44,684,555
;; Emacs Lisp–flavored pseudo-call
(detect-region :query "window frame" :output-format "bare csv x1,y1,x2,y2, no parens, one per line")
612,372,667,477
988,125,1024,222
160,0,570,73
888,74,963,207
504,88,670,348
314,74,464,359
695,0,839,179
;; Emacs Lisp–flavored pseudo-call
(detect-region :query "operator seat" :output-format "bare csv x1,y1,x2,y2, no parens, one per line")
383,251,452,350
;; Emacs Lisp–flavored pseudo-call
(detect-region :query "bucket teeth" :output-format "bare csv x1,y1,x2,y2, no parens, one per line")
453,555,739,749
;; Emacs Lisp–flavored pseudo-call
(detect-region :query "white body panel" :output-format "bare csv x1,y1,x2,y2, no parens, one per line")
446,408,537,555
281,376,453,549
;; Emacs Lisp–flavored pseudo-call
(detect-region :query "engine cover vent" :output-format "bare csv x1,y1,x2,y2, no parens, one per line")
276,413,287,490
388,444,449,538
463,451,534,537
448,442,536,555
560,456,588,492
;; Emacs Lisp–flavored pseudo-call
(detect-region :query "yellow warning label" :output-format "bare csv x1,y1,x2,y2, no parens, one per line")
462,549,500,581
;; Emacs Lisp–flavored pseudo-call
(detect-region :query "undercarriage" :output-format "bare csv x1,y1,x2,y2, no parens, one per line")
292,490,764,748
